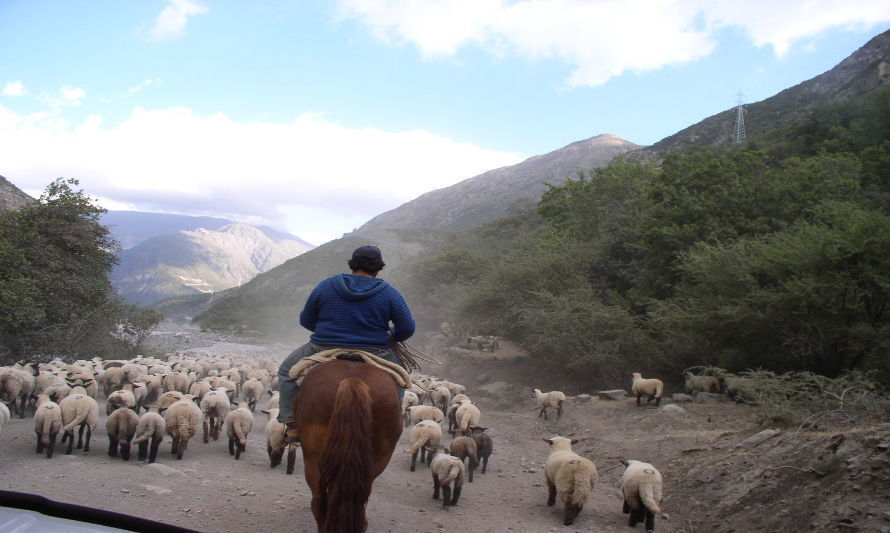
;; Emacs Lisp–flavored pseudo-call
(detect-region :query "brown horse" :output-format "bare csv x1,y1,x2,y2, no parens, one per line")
294,359,403,533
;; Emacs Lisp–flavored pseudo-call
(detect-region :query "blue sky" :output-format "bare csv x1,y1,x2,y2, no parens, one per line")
1,1,888,245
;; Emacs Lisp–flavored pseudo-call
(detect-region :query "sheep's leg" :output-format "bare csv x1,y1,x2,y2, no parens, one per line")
636,393,642,406
286,447,296,475
468,462,475,483
644,509,655,531
546,479,557,506
138,441,149,461
481,455,488,474
121,441,131,461
83,426,92,452
228,437,235,455
76,425,85,449
203,419,210,443
46,432,57,459
176,437,186,459
432,474,440,499
269,445,283,468
420,446,427,464
36,434,44,454
65,431,75,454
451,484,462,506
213,420,222,441
410,451,418,472
557,403,564,419
441,485,451,509
236,441,245,459
171,435,179,454
563,503,580,526
628,507,641,526
623,499,630,514
654,396,661,407
60,430,68,443
108,436,119,457
18,396,26,419
148,438,161,463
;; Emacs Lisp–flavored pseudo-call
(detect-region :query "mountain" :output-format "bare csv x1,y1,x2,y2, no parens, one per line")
194,32,890,336
632,30,890,160
102,211,242,249
112,222,314,305
0,175,33,212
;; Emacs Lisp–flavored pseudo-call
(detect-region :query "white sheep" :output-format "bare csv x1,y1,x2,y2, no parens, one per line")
240,378,264,412
446,394,470,432
105,388,136,416
431,385,452,413
59,387,100,455
33,394,63,458
266,391,280,412
621,459,663,532
224,402,254,459
261,408,297,475
543,436,598,526
684,373,720,395
157,390,183,412
132,406,165,463
534,389,566,420
0,402,10,433
428,445,466,509
452,399,481,437
631,373,664,407
407,405,445,426
164,394,203,460
0,367,29,418
405,420,443,471
106,405,139,461
199,387,231,443
401,391,420,426
66,372,98,399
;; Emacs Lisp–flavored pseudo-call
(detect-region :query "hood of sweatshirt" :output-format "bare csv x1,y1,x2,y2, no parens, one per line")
333,273,389,301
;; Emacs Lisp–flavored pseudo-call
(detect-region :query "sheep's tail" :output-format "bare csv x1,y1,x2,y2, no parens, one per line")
132,425,151,444
639,481,661,514
41,411,54,445
62,406,89,432
655,381,664,398
558,460,595,507
318,378,372,533
441,462,461,486
404,432,431,454
234,418,248,446
468,447,479,466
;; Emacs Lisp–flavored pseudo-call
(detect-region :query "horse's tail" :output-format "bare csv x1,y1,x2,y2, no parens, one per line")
319,378,373,533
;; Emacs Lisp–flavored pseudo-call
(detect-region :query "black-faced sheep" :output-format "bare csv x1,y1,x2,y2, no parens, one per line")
224,402,254,459
534,389,566,420
405,420,443,471
262,408,297,475
407,405,445,426
451,399,481,436
449,436,479,482
543,436,598,526
164,394,202,460
631,373,664,407
199,387,230,443
467,426,493,474
240,378,264,412
59,387,100,454
132,406,165,463
106,405,139,460
33,394,62,458
621,459,663,532
428,445,465,509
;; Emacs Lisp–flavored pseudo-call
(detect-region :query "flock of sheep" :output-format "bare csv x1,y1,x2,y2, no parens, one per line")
0,354,690,532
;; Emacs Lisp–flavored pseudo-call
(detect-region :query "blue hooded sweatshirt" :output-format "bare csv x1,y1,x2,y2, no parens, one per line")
299,273,415,349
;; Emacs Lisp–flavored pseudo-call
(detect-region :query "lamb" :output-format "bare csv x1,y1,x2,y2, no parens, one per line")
261,408,297,474
105,388,136,416
543,436,598,526
621,459,663,532
631,373,664,407
163,394,203,460
199,387,231,443
449,436,479,482
0,402,10,433
132,406,165,463
407,405,445,426
240,378,264,412
401,390,420,426
452,399,481,436
427,445,465,509
534,389,566,420
224,402,254,459
467,426,493,474
106,405,139,460
446,394,470,432
684,373,720,395
431,385,452,413
33,394,63,458
59,387,100,454
405,420,443,471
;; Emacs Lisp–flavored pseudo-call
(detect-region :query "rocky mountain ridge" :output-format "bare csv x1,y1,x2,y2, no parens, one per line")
0,175,33,212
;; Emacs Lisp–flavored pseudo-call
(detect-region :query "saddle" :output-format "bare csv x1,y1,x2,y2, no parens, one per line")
287,348,412,388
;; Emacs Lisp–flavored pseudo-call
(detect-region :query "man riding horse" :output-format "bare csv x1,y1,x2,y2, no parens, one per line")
277,245,415,442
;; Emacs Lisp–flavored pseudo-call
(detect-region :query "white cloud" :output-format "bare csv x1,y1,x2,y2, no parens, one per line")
2,81,28,97
0,105,523,244
336,0,890,87
147,0,208,41
128,78,161,93
61,86,86,104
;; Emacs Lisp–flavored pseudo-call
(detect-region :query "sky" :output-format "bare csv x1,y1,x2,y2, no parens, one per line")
1,1,888,246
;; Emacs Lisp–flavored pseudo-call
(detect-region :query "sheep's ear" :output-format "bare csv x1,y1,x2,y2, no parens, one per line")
620,459,630,467
260,409,270,414
267,390,273,396
542,438,552,445
570,439,580,445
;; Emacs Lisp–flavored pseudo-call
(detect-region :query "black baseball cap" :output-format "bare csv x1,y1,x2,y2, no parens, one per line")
351,245,383,262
